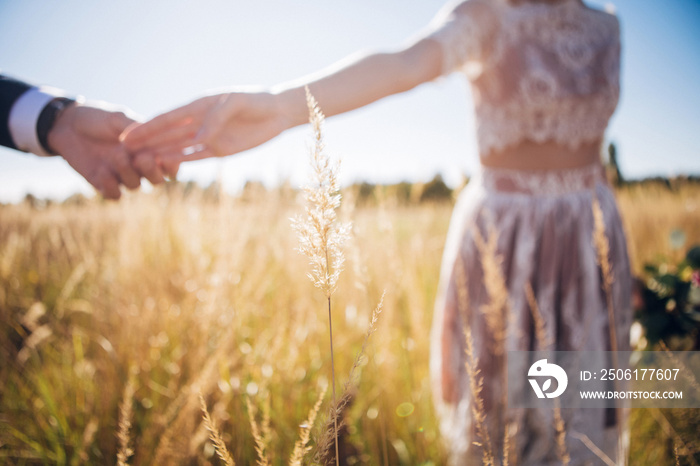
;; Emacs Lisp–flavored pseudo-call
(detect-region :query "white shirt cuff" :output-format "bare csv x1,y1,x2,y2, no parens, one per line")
8,86,68,157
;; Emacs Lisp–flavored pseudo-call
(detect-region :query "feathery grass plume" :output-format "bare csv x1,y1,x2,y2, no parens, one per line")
289,386,327,466
524,282,551,350
592,196,624,464
502,421,510,466
504,421,519,466
473,221,509,354
463,326,495,466
116,372,136,466
199,394,235,466
454,254,496,465
592,197,619,355
292,87,350,466
246,396,270,466
348,292,384,383
526,281,570,464
570,431,616,466
292,87,350,299
554,400,571,466
261,396,271,458
474,218,518,465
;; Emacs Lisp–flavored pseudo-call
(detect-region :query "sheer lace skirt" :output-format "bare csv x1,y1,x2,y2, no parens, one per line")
430,163,632,465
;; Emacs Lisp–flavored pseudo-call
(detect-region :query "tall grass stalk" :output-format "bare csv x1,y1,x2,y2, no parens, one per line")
292,87,350,466
289,386,326,466
474,218,513,464
592,196,625,464
116,373,136,466
526,281,570,465
455,237,496,465
473,222,508,355
553,400,571,466
246,397,271,466
524,282,550,351
463,326,495,466
315,292,385,465
199,394,235,466
570,432,616,466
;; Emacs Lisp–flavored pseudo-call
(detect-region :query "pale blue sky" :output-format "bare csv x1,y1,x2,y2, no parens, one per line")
0,0,698,202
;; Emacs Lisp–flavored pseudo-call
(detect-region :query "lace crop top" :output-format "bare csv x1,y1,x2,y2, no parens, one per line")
425,0,620,158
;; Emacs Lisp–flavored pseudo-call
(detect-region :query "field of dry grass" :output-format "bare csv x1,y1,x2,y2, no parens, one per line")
0,178,698,465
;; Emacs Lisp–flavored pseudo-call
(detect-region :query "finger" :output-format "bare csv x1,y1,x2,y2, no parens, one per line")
109,111,137,136
120,121,142,143
159,157,181,179
129,120,198,151
197,94,236,142
122,102,203,148
153,143,219,164
112,150,141,190
132,152,166,185
94,166,122,200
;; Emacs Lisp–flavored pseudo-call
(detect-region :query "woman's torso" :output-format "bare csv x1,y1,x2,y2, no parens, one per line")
430,0,621,170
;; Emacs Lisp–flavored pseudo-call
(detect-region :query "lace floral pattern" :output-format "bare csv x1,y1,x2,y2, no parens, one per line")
480,162,606,196
428,12,484,78
426,0,621,157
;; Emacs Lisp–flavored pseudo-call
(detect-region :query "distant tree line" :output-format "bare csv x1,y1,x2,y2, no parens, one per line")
7,143,699,209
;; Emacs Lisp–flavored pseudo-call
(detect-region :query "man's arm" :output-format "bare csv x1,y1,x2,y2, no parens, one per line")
0,73,168,198
0,74,32,151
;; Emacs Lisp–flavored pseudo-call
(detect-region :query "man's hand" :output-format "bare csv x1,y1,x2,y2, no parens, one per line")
48,102,167,200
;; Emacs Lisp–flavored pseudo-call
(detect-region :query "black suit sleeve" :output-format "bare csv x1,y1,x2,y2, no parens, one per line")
0,73,33,150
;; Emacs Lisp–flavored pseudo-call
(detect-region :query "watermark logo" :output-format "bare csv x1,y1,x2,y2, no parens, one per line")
528,359,568,399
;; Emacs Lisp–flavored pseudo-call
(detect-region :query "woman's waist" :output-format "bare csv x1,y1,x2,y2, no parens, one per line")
480,140,603,170
471,140,607,196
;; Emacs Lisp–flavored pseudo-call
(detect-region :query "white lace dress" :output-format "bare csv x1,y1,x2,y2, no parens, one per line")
423,0,632,464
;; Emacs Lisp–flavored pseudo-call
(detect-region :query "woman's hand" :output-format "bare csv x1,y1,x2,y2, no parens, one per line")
122,91,290,173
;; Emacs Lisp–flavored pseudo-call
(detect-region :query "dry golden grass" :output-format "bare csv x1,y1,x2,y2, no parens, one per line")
524,282,550,351
454,246,496,465
553,401,570,466
199,394,235,466
116,373,136,466
0,180,698,464
592,195,626,464
463,326,495,466
473,221,509,356
289,386,326,465
0,187,447,464
616,182,700,275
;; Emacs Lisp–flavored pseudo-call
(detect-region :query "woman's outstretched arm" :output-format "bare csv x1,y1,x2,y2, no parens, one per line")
122,36,443,167
273,38,443,127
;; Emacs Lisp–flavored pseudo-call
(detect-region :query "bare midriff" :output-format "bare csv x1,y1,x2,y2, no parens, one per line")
480,139,603,170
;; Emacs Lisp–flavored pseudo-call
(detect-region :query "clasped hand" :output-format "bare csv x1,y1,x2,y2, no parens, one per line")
51,100,176,200
62,91,286,200
122,91,288,169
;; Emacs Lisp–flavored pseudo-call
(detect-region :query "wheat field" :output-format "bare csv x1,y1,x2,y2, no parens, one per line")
0,178,698,465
